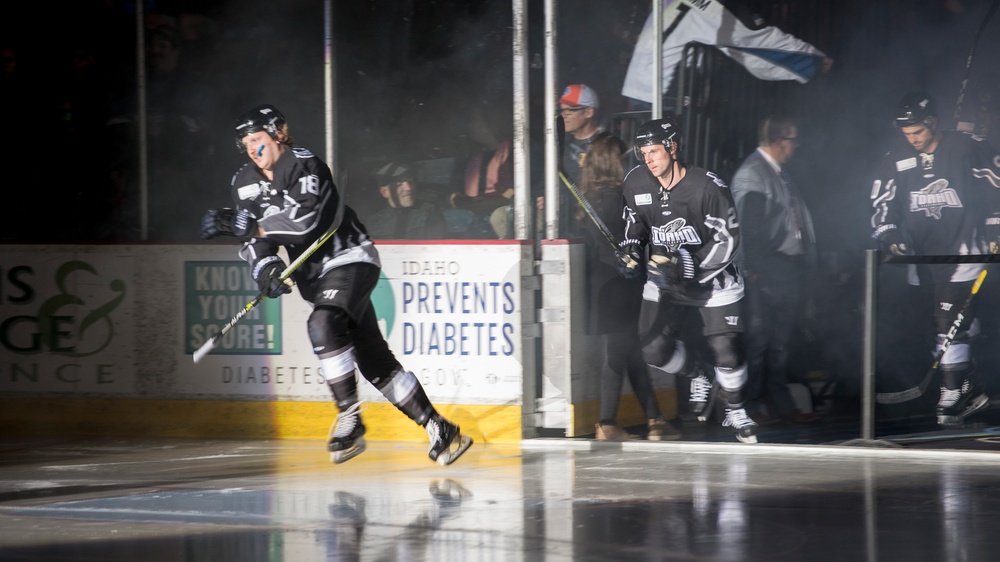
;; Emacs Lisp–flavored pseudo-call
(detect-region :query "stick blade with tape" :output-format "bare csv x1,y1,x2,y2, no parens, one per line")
192,337,218,364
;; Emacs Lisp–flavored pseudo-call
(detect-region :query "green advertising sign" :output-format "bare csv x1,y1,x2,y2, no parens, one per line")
185,262,282,355
371,271,395,338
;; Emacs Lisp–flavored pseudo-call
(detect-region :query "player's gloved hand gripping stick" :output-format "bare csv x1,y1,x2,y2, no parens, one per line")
555,115,651,281
193,187,345,363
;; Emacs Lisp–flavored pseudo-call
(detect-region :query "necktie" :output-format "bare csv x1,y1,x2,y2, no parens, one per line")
781,169,805,244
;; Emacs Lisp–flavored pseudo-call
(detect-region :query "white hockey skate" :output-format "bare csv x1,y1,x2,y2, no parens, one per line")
328,402,366,464
426,414,473,466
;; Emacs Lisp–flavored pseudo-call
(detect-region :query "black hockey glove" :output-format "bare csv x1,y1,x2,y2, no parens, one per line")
647,249,695,289
200,208,257,241
615,240,646,280
872,224,910,256
985,213,1000,254
256,261,292,298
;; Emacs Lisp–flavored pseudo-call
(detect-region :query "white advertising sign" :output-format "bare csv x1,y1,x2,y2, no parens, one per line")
1,243,525,406
375,243,524,405
183,242,524,404
0,250,135,395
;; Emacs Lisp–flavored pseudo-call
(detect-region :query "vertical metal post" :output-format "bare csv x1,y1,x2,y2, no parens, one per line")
512,0,531,241
861,249,879,441
544,0,559,240
651,0,662,120
323,0,337,178
843,249,898,448
678,43,693,123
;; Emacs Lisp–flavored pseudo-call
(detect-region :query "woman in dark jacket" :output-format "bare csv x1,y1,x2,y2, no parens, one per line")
576,132,676,441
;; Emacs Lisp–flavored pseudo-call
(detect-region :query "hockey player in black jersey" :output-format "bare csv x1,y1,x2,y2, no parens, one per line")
199,104,471,465
871,92,1000,427
618,118,757,443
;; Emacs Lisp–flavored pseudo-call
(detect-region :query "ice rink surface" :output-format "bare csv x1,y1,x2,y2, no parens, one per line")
2,433,999,562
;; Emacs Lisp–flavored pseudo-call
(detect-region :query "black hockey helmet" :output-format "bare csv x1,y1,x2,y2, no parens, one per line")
234,104,286,151
894,92,937,128
633,117,681,160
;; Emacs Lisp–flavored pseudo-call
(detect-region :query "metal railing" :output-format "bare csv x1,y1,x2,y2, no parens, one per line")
849,249,1000,446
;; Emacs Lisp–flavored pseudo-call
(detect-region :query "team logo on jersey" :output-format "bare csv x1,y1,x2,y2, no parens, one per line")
650,218,701,251
725,316,740,326
909,179,961,219
634,193,653,206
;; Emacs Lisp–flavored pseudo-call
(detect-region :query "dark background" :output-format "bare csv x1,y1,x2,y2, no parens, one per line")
3,0,1000,417
3,0,997,242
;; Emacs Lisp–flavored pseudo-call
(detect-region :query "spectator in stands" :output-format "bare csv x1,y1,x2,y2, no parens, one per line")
451,139,513,234
366,162,447,240
560,84,605,185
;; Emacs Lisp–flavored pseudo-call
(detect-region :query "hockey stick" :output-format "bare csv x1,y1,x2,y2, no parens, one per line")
555,115,622,257
193,186,346,363
875,254,993,404
954,0,1000,127
559,171,621,255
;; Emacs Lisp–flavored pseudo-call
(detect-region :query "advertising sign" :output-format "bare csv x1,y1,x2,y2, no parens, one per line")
0,252,134,394
185,261,283,356
181,242,525,405
1,243,525,407
373,243,524,404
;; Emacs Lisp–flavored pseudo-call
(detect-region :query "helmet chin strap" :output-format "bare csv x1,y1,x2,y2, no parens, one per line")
660,144,683,194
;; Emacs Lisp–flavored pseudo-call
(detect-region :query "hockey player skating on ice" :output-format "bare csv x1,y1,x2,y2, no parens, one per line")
870,92,1000,427
618,118,758,443
199,104,472,464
